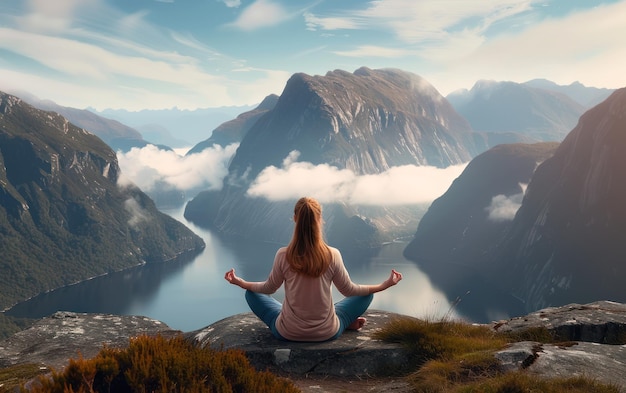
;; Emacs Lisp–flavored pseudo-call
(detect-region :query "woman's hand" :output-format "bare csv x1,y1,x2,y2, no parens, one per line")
225,268,254,290
385,269,403,288
367,269,403,294
225,268,241,286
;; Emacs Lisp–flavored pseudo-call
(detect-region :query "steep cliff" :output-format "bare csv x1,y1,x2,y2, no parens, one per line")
185,67,482,247
404,142,559,267
0,92,205,310
490,88,626,311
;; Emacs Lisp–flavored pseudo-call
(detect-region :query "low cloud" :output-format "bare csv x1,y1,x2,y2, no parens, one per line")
124,197,150,227
246,151,467,205
485,183,528,222
117,143,238,192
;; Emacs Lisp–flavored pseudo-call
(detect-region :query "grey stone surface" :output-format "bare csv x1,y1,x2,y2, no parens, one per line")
492,301,626,390
185,310,411,377
492,300,626,344
496,341,626,390
0,311,179,371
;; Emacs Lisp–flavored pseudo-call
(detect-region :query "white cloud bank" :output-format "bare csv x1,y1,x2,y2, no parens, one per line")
485,183,528,222
246,151,467,205
117,144,238,192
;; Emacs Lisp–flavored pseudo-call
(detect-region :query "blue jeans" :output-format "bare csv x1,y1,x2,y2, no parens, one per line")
244,290,374,341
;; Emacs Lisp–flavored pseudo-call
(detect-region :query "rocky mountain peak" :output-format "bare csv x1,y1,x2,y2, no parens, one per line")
0,92,22,115
226,67,476,182
185,67,480,246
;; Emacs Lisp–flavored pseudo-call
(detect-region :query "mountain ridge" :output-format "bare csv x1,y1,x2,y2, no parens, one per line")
446,80,586,141
0,91,205,310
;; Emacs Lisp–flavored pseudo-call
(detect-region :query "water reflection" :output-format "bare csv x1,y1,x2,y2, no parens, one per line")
6,205,522,332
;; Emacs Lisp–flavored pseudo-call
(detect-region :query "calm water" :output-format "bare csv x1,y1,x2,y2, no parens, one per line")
6,206,524,331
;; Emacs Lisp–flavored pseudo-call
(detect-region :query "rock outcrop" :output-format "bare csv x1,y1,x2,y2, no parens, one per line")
2,302,626,390
492,301,626,389
185,310,411,377
0,312,179,371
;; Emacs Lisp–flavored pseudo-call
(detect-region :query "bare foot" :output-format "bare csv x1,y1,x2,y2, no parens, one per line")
347,317,366,330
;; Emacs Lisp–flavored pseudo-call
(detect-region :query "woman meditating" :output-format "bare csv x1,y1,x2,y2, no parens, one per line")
224,196,402,342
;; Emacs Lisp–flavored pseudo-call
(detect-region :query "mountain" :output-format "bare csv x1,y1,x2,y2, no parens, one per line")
185,67,484,247
96,105,256,148
403,142,559,269
487,88,626,311
407,88,626,314
136,123,190,149
186,94,279,155
18,95,161,152
524,79,615,108
447,80,586,141
0,92,205,310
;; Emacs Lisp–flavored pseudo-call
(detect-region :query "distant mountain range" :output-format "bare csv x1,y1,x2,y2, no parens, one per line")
447,81,589,141
186,94,279,155
96,105,255,148
523,79,614,107
0,92,205,310
14,93,161,153
405,88,626,312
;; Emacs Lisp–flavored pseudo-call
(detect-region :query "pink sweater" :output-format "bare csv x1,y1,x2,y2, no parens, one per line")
249,246,369,341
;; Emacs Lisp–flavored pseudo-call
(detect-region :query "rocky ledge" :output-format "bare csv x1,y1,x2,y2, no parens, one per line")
1,302,626,390
0,311,180,371
492,300,626,389
185,310,409,377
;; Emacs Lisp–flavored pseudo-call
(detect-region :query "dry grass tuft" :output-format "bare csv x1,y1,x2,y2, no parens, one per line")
25,334,300,393
374,316,619,392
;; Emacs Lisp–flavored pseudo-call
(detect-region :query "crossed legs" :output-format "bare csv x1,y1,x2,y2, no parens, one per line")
245,290,374,341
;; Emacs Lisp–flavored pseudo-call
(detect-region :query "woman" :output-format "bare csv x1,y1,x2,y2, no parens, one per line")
224,197,403,342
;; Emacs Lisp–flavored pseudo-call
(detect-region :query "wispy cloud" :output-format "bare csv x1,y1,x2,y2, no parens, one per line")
333,45,413,58
246,151,466,205
124,197,151,227
303,11,363,31
448,1,626,87
220,0,241,7
117,144,238,192
0,0,289,109
485,184,527,222
305,0,534,43
226,0,290,31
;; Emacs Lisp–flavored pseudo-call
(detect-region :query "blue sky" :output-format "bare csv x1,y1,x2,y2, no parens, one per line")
1,0,625,110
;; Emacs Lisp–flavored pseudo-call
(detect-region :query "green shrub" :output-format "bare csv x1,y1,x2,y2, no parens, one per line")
27,334,300,393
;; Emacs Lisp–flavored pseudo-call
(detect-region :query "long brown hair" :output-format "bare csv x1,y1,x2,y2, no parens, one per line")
286,197,331,277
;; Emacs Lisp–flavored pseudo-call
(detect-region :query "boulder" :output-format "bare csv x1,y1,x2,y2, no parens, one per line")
492,300,626,344
0,311,179,371
185,310,411,377
492,301,626,389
